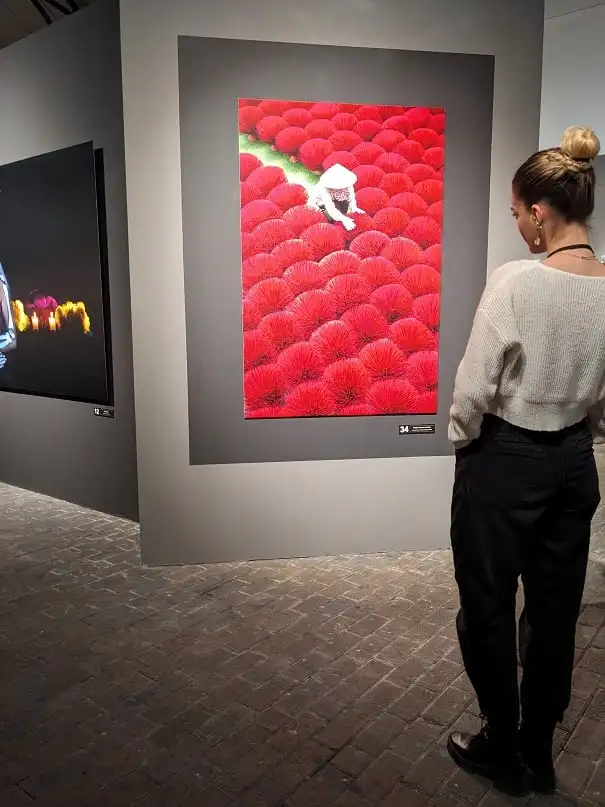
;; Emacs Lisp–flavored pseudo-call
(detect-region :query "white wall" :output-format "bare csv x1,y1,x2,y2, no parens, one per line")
541,3,605,152
119,0,545,564
593,156,605,258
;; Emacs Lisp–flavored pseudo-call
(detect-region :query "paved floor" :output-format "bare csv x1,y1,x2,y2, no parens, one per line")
1,456,605,806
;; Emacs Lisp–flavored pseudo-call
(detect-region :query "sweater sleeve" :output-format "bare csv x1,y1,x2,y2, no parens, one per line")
588,400,605,444
448,306,515,448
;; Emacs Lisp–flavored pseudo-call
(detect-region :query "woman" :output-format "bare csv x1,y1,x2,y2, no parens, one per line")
447,127,605,796
312,163,365,232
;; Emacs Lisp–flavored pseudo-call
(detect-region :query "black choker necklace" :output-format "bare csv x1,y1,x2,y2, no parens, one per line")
546,243,594,259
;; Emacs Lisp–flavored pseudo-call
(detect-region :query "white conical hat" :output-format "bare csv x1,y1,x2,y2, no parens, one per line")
318,163,358,190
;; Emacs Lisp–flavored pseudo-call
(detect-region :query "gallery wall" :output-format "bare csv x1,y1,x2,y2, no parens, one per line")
541,3,605,154
120,0,545,564
592,156,605,259
0,0,138,520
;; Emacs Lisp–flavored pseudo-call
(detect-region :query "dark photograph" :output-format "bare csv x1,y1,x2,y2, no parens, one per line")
0,142,111,405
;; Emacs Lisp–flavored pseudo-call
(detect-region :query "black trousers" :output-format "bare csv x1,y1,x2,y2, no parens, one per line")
451,415,600,735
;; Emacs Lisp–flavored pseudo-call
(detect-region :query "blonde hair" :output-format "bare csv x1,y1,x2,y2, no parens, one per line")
513,127,600,223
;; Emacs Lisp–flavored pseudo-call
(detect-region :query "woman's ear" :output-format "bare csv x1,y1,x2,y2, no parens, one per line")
531,203,545,224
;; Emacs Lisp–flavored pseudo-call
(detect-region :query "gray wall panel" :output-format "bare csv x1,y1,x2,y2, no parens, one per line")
0,0,138,519
119,0,544,564
179,37,493,464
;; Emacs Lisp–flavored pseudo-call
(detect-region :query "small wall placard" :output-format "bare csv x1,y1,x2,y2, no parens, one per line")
94,407,114,419
399,424,436,435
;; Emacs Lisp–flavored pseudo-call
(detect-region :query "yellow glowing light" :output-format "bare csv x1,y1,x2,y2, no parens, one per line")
55,302,91,334
11,301,30,332
10,300,91,333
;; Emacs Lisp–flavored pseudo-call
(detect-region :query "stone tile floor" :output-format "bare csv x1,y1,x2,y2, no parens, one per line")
1,455,605,806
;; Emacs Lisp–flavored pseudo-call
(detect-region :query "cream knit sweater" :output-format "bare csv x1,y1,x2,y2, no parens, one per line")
449,260,605,448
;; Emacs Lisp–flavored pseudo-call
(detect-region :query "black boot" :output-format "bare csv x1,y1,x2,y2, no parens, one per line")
447,725,528,796
519,721,556,794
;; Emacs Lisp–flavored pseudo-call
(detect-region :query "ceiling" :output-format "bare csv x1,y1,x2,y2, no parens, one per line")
0,0,98,50
545,0,605,17
1,0,604,51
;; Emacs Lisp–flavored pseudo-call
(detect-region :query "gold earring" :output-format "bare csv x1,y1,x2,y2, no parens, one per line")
534,221,543,247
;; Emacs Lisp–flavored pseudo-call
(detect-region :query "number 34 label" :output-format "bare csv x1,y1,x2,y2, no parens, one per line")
399,424,436,435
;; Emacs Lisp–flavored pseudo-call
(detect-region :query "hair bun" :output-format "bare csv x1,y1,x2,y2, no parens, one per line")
561,126,600,162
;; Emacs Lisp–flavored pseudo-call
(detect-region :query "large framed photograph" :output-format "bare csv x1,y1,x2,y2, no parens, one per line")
0,143,112,406
238,98,443,420
178,37,494,465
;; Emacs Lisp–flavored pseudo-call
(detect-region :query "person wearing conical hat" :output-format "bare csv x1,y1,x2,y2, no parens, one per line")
313,163,365,231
